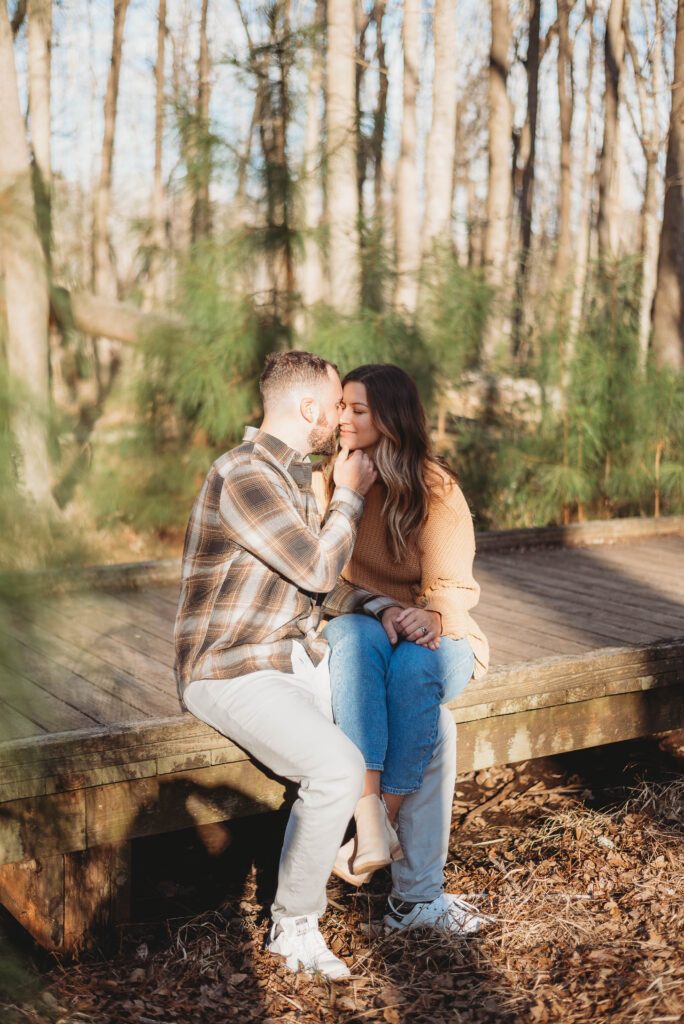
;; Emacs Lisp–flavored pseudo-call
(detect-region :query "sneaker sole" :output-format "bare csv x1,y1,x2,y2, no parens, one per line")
267,949,352,980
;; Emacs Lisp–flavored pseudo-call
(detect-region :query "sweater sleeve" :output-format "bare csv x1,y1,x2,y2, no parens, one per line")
419,480,481,639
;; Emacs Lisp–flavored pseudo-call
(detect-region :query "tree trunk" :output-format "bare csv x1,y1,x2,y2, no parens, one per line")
568,4,597,363
354,2,372,215
48,288,179,346
93,0,130,301
300,0,325,310
27,0,52,260
651,0,684,370
11,0,27,36
482,0,513,361
326,0,360,313
258,5,294,337
144,0,167,308
0,0,54,508
553,0,575,286
92,0,129,400
191,0,211,242
421,0,458,257
394,0,420,312
597,0,626,266
512,0,540,355
625,0,663,368
371,0,387,220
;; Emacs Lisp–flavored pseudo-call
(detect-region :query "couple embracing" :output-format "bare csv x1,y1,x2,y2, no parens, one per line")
174,350,490,980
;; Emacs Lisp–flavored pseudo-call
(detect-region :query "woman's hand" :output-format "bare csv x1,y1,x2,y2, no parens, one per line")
394,608,441,649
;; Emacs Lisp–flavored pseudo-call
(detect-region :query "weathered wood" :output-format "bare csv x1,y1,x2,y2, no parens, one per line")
0,525,681,952
0,841,131,953
456,684,684,772
0,790,85,866
85,762,287,847
63,842,131,952
0,855,64,948
476,515,684,551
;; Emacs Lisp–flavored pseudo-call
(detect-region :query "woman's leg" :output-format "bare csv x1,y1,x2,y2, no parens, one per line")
323,614,393,774
324,615,401,874
382,637,475,800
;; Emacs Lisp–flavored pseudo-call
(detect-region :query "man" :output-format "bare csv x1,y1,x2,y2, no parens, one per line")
175,351,484,981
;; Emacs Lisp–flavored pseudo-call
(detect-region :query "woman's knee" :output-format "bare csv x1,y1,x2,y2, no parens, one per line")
323,614,390,658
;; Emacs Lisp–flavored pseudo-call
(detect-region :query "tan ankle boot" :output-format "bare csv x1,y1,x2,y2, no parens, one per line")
331,837,373,886
352,794,393,874
384,814,403,863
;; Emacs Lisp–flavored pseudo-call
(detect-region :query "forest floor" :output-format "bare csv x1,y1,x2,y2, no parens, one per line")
2,734,684,1024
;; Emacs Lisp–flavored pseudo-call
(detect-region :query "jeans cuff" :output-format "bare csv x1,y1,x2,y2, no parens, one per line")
390,886,443,905
365,761,385,771
381,783,420,796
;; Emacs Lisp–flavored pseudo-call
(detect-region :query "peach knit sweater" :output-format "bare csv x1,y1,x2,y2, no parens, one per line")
313,467,489,678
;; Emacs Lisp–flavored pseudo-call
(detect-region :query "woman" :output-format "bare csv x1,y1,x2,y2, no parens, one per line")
315,364,489,884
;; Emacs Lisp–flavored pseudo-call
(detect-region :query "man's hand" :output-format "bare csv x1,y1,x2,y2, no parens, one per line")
333,445,377,496
394,607,441,649
381,606,405,645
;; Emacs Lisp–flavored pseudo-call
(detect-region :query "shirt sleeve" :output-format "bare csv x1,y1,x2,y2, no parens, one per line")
419,481,481,639
322,578,400,618
219,460,364,593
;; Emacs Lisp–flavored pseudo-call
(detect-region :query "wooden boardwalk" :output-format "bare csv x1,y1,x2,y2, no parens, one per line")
0,518,683,950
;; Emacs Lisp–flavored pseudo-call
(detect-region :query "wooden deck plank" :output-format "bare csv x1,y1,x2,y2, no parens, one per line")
43,592,176,667
504,548,684,611
3,617,174,720
100,590,177,642
1,669,97,734
476,595,608,649
479,559,684,635
0,700,47,743
0,636,147,728
20,598,178,696
18,602,176,696
479,583,676,647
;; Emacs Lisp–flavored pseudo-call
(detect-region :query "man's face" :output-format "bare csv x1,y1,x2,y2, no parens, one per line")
307,368,343,455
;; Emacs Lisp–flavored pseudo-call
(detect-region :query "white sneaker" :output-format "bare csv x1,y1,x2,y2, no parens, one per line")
383,893,492,936
266,914,351,980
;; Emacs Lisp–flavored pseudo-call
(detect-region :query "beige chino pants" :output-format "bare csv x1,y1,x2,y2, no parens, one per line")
184,645,366,923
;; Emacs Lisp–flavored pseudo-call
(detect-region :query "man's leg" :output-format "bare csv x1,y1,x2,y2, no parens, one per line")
385,706,491,935
389,705,456,904
184,669,365,923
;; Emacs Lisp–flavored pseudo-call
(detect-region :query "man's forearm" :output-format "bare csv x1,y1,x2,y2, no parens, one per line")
323,579,400,619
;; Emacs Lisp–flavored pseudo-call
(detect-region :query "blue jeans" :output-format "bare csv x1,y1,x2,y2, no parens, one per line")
324,614,474,795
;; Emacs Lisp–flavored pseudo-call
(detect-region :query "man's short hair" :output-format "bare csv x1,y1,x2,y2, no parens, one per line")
259,350,337,407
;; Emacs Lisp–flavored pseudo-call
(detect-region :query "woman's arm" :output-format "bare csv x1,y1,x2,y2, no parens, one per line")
418,479,481,639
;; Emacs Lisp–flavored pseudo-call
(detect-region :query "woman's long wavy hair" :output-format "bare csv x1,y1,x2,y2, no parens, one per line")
327,364,456,563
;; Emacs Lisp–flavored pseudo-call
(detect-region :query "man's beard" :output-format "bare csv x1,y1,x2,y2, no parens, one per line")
307,413,337,455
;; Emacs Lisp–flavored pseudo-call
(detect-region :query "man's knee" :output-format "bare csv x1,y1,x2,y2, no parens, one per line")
313,733,366,803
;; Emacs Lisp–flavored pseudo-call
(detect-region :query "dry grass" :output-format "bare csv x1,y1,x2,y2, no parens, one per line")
2,739,684,1024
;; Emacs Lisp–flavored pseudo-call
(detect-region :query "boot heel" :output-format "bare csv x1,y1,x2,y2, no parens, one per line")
351,794,392,875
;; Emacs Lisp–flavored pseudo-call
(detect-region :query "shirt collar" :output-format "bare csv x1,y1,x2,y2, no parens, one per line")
243,427,312,488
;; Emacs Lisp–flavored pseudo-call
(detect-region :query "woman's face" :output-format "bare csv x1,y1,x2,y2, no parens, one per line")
338,381,381,451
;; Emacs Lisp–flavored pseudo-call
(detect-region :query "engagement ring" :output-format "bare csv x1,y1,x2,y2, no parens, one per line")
421,626,428,635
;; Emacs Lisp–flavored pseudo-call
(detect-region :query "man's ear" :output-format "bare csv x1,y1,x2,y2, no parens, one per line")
300,396,317,424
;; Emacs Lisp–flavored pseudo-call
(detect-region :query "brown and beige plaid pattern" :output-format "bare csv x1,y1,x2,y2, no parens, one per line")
174,427,393,705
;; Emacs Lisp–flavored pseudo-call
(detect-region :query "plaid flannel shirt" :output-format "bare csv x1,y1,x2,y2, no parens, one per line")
174,427,395,705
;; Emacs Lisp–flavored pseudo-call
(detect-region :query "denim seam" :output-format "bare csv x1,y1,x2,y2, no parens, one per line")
382,701,441,794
